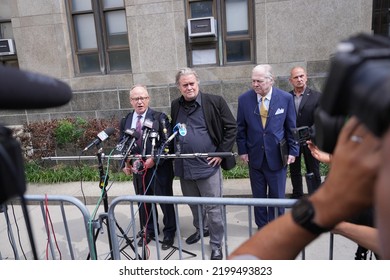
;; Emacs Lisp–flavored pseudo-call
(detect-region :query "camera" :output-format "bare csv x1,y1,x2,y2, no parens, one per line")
314,33,390,153
292,126,315,145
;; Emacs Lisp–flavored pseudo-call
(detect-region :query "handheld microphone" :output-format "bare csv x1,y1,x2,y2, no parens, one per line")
0,65,73,109
165,123,187,144
83,127,115,152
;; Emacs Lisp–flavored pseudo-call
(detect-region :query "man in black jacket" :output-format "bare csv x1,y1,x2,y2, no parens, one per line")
171,68,237,260
288,66,322,198
119,84,176,251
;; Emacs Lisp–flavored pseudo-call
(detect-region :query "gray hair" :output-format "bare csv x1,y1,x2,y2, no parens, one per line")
252,64,274,81
175,67,200,86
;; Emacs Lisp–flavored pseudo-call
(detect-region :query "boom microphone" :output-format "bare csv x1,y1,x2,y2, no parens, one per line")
83,127,115,152
0,65,73,109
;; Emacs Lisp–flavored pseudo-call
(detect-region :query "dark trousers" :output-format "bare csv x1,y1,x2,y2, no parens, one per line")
249,159,287,229
289,144,321,197
132,161,176,238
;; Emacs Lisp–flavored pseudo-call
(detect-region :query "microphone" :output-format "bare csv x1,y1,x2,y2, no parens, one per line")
121,130,141,157
160,116,170,153
165,123,187,144
116,128,137,153
149,130,159,156
0,65,73,109
83,127,115,152
141,119,153,157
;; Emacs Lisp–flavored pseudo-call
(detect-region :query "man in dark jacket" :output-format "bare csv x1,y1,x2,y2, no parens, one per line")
288,66,322,198
171,67,237,260
119,84,176,251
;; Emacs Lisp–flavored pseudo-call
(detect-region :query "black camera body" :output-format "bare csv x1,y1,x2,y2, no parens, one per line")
292,126,315,145
314,33,390,153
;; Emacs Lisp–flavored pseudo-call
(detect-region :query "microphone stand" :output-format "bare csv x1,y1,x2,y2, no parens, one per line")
87,147,144,260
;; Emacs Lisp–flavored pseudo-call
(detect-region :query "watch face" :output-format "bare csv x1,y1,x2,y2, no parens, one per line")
293,199,314,224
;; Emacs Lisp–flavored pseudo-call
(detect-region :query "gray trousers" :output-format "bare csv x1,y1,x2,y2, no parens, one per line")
180,169,224,250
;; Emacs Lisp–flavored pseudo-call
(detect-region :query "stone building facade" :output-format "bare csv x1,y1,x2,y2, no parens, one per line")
0,0,373,127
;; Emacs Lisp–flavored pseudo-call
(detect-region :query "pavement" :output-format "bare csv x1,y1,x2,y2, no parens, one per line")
0,177,363,260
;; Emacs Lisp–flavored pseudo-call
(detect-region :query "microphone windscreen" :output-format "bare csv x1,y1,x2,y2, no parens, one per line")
0,66,72,109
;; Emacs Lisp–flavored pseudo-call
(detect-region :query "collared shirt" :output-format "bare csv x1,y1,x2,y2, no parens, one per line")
293,87,306,114
174,93,218,180
257,88,273,110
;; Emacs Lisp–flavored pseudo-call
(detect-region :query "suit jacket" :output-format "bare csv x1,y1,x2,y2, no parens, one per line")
171,92,237,169
236,87,299,171
290,87,321,128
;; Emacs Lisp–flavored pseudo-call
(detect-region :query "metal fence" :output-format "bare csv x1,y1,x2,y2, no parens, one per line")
1,194,343,260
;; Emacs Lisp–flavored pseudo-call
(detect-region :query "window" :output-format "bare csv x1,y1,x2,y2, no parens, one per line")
67,0,131,75
372,0,390,37
186,0,254,66
0,0,18,67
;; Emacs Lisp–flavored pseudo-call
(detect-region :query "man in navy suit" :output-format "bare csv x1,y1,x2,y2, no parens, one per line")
119,85,176,251
288,66,322,198
236,64,299,229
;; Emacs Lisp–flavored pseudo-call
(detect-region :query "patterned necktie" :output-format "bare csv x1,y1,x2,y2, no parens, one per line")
260,96,268,127
136,115,142,148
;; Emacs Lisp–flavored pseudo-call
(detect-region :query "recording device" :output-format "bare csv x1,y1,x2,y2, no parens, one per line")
292,126,315,145
83,127,115,152
314,33,390,153
0,65,73,109
116,128,140,154
0,126,26,204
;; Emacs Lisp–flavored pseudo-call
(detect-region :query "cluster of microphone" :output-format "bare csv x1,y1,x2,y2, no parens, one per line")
82,120,187,158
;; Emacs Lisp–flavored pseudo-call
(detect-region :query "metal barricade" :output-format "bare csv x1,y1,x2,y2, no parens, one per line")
106,195,335,260
0,194,95,260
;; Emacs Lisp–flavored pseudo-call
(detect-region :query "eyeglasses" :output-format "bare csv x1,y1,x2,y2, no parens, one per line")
131,96,149,102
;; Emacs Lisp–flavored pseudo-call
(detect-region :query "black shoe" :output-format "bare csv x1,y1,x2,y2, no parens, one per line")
137,233,154,247
211,247,223,260
185,230,210,245
161,236,174,250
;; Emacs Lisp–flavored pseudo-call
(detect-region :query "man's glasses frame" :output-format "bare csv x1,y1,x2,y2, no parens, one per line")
131,96,149,102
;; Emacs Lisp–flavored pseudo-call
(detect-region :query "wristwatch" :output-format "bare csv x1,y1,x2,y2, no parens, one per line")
291,198,331,235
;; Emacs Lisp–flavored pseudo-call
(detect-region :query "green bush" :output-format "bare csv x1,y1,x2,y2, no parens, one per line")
54,117,87,147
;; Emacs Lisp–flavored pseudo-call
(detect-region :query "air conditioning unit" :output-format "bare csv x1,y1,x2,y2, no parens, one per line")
0,39,16,56
188,17,217,38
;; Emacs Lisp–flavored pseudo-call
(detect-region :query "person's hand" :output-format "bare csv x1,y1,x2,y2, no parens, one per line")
123,160,133,176
306,140,332,164
207,156,222,167
287,155,295,164
143,157,155,169
310,117,382,229
239,154,249,163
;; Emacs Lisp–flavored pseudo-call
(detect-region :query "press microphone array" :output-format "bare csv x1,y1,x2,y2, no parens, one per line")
83,127,116,152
